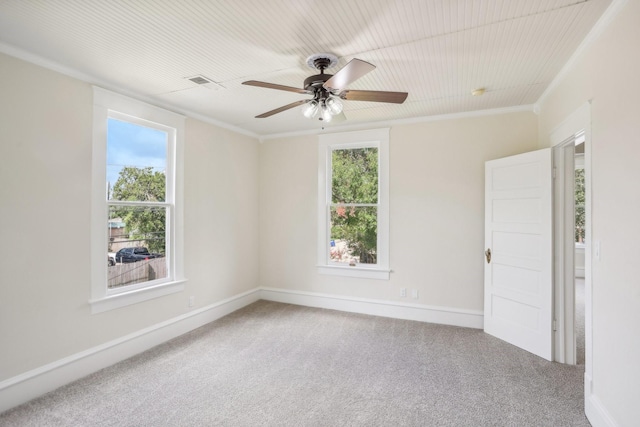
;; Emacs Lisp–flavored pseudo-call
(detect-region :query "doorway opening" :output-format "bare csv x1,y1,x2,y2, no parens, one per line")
574,135,586,366
551,103,591,370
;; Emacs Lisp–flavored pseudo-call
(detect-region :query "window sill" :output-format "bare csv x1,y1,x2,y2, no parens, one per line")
317,265,390,280
90,279,186,314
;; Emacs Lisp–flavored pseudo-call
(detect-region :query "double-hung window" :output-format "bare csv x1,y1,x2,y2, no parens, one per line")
91,87,185,313
318,128,390,279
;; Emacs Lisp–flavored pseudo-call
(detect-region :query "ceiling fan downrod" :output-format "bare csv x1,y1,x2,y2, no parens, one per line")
302,56,341,121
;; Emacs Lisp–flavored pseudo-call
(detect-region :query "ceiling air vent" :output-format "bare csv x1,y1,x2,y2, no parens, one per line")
188,75,211,85
185,75,224,90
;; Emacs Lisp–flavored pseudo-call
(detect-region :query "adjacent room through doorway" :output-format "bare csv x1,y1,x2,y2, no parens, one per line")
575,140,586,366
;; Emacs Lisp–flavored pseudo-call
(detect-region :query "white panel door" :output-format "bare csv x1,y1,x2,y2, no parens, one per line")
484,148,553,361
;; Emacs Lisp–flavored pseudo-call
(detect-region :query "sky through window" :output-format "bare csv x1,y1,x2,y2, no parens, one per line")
106,118,167,189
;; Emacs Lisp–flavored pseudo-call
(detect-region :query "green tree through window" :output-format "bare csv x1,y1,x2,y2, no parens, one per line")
330,147,378,264
111,166,166,254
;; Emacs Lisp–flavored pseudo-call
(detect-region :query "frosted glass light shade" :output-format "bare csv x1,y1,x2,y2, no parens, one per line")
325,97,343,115
302,100,319,118
321,106,333,122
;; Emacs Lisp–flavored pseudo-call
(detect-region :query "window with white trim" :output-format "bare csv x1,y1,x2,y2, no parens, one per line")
91,87,186,313
318,128,390,280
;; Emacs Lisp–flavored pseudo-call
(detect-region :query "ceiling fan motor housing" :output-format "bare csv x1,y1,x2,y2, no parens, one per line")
303,54,339,95
304,73,333,93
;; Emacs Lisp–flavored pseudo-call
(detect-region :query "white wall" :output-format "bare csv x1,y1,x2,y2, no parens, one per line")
184,118,260,305
0,53,260,382
538,1,640,425
259,113,538,312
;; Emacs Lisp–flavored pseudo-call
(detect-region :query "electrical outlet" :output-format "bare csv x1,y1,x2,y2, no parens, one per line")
188,296,195,307
411,289,419,299
400,288,407,297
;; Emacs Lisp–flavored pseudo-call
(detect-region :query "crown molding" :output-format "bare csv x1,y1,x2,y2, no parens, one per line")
259,104,535,142
0,41,260,141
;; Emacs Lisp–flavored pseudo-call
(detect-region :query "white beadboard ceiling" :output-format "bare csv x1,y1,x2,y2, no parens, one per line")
0,0,613,137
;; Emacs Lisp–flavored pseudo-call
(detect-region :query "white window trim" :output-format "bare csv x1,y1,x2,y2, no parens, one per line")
317,128,390,280
91,87,186,313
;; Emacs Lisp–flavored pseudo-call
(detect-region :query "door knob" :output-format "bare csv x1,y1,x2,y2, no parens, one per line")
485,248,491,264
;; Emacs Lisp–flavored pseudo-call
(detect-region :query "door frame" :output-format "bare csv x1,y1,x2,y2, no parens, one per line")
552,137,577,364
549,102,592,380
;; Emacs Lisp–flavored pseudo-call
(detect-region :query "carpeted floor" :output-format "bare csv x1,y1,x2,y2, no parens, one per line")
0,301,590,426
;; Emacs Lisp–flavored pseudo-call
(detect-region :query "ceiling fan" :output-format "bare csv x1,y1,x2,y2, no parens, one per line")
242,53,408,122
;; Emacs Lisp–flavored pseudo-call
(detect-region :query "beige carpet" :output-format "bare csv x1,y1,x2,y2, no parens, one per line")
0,301,590,426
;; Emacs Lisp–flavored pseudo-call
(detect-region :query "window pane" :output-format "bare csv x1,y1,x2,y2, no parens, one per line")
330,205,377,264
575,168,585,243
107,118,167,202
108,205,167,288
331,148,378,204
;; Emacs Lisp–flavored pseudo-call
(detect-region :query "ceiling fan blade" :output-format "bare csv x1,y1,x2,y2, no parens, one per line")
255,100,308,118
243,80,307,94
341,90,408,104
323,58,375,91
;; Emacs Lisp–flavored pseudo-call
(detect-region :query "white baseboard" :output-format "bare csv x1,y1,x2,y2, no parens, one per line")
1,286,483,414
584,373,618,427
1,286,622,425
0,288,261,414
586,393,618,427
259,287,484,329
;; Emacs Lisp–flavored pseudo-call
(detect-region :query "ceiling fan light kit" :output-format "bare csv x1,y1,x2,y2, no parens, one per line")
302,99,319,118
325,97,343,115
242,53,408,122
